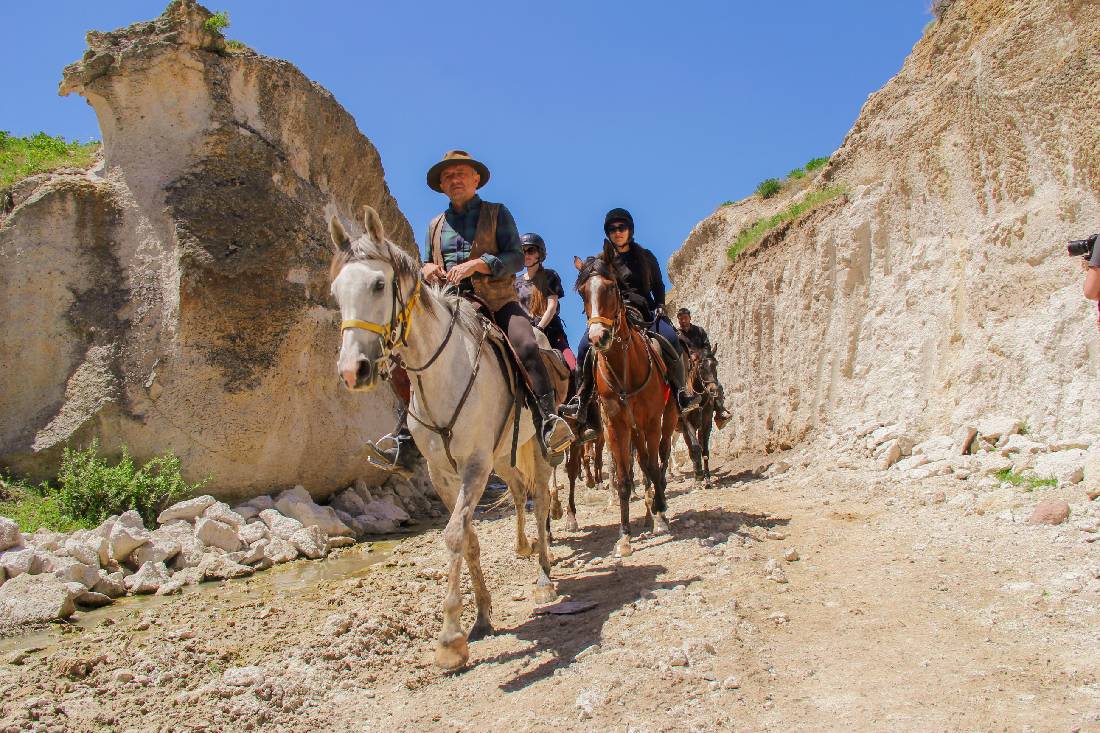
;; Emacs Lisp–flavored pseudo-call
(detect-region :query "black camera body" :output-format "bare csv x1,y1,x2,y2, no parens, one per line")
1068,233,1099,258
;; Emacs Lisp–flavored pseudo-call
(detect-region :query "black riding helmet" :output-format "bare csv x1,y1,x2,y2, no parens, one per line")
520,232,546,261
603,207,635,236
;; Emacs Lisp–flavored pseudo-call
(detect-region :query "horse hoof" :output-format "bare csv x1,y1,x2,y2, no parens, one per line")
467,619,494,642
515,543,533,559
550,497,564,521
585,477,595,488
653,515,671,536
434,636,470,671
694,472,704,481
532,581,558,604
615,537,634,558
564,513,579,532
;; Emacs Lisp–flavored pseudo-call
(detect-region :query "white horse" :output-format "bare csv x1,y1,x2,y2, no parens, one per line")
329,206,557,671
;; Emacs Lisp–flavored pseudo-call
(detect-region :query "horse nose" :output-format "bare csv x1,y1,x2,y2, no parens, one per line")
340,359,371,390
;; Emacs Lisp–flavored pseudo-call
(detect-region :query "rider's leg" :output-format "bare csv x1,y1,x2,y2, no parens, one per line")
364,364,422,476
713,382,732,429
560,332,598,442
652,318,701,413
494,302,574,456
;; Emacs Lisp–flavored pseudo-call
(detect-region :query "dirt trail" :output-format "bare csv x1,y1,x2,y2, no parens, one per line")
2,455,1098,732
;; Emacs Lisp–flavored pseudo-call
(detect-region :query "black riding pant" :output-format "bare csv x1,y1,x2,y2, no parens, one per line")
494,301,551,397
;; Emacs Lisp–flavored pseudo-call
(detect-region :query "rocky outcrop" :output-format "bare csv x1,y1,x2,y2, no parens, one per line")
669,0,1100,457
0,0,413,498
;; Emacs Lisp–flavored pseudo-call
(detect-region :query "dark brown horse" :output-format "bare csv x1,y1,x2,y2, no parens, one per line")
681,346,721,489
574,256,679,557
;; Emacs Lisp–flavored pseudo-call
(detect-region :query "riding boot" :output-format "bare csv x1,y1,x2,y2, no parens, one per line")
714,393,732,430
536,393,574,463
654,336,700,413
560,354,598,443
363,411,422,478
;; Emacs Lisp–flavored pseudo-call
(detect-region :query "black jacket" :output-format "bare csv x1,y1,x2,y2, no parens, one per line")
603,240,666,320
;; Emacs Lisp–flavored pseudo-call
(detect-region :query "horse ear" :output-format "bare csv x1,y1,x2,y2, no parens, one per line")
329,216,351,252
362,205,386,245
710,344,719,358
573,255,584,271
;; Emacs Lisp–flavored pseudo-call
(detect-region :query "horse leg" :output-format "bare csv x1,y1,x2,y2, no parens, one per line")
550,464,563,521
501,466,533,558
532,457,558,603
691,418,704,482
701,414,714,490
649,401,679,535
464,530,494,641
609,424,635,557
564,443,580,532
435,461,489,671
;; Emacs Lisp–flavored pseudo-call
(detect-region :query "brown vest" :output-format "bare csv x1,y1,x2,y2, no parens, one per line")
428,201,519,312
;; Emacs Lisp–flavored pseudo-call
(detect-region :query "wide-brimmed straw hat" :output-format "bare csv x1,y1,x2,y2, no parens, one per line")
426,150,491,193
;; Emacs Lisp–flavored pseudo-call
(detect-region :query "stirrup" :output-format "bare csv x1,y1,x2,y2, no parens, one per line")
362,434,414,478
678,391,701,414
715,410,732,430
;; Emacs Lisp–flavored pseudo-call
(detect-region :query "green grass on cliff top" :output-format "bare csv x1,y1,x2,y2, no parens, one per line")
0,130,100,191
727,185,847,260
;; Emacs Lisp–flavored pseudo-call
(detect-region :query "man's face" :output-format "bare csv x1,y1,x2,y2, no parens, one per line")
678,313,691,330
440,164,480,202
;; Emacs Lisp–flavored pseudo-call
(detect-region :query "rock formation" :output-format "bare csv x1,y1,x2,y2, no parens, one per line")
669,0,1100,457
0,0,413,498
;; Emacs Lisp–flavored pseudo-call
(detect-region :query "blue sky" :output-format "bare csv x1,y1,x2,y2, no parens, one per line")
1,1,930,343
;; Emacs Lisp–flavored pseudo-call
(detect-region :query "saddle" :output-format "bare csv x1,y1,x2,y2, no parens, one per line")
462,293,570,407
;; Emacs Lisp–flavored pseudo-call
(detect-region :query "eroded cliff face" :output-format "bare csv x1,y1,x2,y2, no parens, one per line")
669,0,1100,457
0,0,412,498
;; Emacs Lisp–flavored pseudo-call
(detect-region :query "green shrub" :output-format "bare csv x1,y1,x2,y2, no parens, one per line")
55,440,205,528
992,468,1057,492
225,39,247,52
204,10,230,34
755,178,782,199
787,168,807,180
0,475,90,533
0,131,99,190
728,186,846,259
805,156,830,171
720,200,735,207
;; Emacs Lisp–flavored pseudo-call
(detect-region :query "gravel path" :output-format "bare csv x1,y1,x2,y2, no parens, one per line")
2,453,1098,732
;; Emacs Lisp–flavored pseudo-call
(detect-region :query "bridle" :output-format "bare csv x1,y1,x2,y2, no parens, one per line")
581,272,656,411
339,255,423,377
583,276,624,345
336,250,493,471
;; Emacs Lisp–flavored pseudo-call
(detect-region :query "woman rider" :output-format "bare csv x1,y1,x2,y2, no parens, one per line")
516,233,577,370
564,207,700,434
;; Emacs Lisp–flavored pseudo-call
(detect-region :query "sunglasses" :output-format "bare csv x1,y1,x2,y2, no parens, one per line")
523,247,540,255
606,223,630,233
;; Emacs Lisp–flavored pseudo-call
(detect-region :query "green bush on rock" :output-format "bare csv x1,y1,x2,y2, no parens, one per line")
56,441,206,528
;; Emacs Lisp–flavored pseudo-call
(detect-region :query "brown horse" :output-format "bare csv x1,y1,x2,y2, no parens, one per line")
574,256,679,557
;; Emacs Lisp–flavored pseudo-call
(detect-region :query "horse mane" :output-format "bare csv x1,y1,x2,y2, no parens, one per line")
329,234,482,334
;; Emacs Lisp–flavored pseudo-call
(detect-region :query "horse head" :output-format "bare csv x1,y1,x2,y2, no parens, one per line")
328,205,416,391
574,255,622,353
690,347,722,400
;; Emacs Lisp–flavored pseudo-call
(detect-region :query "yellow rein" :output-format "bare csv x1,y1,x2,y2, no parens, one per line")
340,277,422,348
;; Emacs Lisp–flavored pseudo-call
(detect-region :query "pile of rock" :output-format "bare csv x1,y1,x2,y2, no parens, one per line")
845,416,1095,488
0,474,443,628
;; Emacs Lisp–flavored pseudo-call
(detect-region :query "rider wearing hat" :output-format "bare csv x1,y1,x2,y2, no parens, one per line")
676,307,732,429
420,150,573,459
370,152,574,472
564,207,700,435
517,233,575,367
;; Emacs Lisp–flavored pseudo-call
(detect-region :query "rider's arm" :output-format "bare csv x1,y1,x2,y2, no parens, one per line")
646,249,667,311
483,204,524,278
538,296,559,329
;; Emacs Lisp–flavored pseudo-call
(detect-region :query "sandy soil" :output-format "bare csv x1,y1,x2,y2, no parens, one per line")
2,453,1098,733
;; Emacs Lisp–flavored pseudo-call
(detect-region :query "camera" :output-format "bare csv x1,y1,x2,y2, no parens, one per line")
1067,233,1098,258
